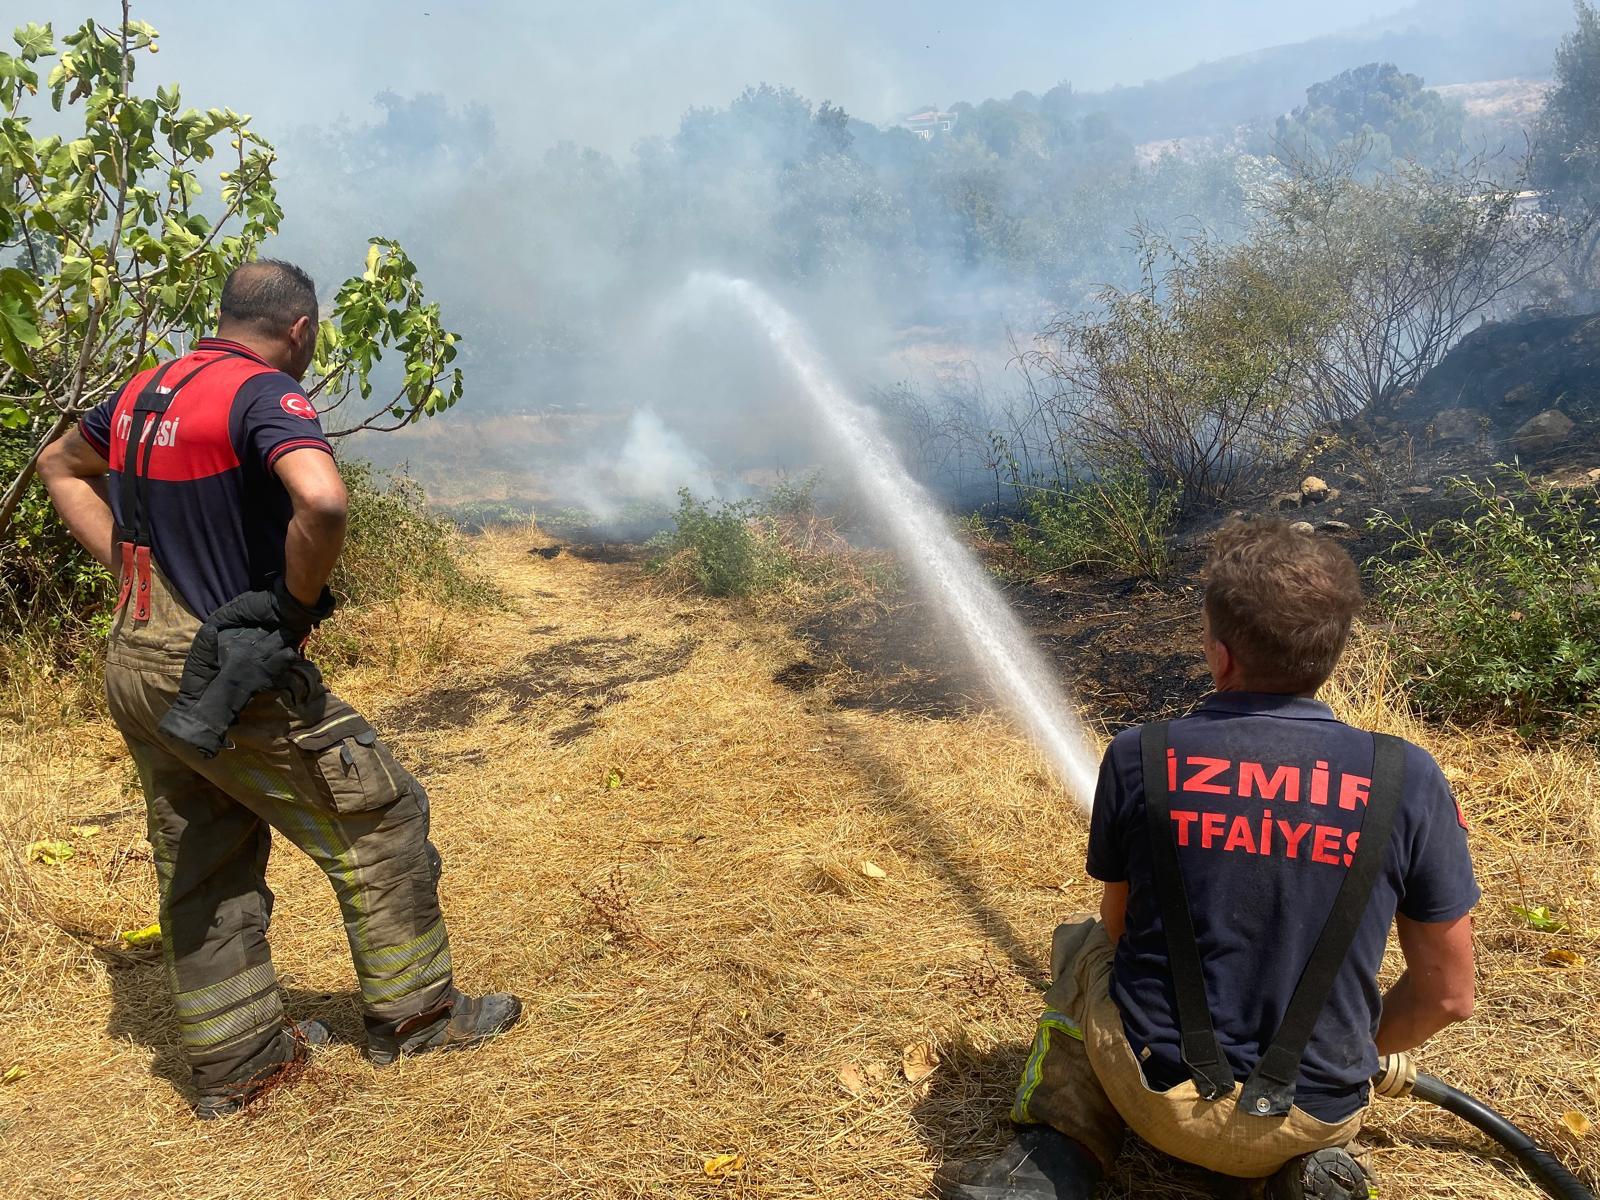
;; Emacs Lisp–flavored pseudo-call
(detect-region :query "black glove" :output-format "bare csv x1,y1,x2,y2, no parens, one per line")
268,576,336,643
157,580,335,758
158,624,304,757
205,578,336,644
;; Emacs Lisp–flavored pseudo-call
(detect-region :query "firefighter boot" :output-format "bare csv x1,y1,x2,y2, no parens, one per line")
194,1019,333,1120
1264,1147,1376,1200
931,1126,1102,1199
366,987,523,1067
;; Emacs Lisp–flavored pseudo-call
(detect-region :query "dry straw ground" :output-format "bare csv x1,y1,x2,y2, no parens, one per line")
2,532,1596,1199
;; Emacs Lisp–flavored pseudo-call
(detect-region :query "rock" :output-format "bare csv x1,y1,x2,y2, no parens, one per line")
1432,407,1482,442
1399,313,1600,434
1509,409,1575,456
1289,521,1315,535
1401,485,1434,496
1300,475,1330,503
1275,493,1304,511
1343,473,1367,490
1324,487,1341,504
1588,468,1600,483
1317,520,1352,534
1500,382,1538,408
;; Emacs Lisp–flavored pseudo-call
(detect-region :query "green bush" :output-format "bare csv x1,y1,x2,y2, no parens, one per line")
1008,465,1178,579
763,473,822,519
1371,472,1600,735
0,429,116,644
650,489,785,598
335,462,499,609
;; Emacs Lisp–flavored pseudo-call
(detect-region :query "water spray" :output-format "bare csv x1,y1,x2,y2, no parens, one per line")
686,272,1099,806
689,276,1596,1197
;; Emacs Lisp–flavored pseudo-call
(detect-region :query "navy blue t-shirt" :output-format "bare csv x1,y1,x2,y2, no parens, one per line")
1087,693,1479,1121
80,338,333,619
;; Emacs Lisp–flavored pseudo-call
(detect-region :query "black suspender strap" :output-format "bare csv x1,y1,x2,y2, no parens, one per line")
115,358,179,549
1141,721,1236,1101
112,353,228,620
1237,732,1407,1117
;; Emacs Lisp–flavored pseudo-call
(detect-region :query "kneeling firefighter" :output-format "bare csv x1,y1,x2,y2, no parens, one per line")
39,260,522,1118
934,521,1480,1199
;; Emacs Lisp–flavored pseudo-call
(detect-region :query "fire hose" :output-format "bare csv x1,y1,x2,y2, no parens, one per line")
1374,1054,1594,1200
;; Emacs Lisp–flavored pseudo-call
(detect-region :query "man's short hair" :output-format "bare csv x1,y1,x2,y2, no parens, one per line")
219,259,318,335
1203,520,1364,693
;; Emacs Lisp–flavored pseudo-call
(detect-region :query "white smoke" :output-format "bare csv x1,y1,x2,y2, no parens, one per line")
556,409,726,519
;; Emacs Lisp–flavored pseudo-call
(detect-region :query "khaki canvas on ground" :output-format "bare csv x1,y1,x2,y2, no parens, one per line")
2,532,1596,1199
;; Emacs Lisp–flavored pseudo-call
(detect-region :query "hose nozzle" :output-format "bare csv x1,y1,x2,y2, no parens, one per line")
1373,1052,1417,1099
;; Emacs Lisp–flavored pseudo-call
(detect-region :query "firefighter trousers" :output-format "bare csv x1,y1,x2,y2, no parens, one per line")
1011,916,1364,1178
103,569,453,1092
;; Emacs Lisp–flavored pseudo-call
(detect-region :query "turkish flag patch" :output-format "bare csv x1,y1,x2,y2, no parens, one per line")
280,393,318,419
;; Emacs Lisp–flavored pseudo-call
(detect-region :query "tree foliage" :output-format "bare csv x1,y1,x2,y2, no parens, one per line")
1262,152,1570,417
1020,229,1339,510
1534,1,1600,209
0,6,466,627
0,8,465,543
1533,1,1600,286
1274,62,1466,170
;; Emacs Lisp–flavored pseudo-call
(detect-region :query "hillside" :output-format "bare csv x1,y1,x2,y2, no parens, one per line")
1067,0,1568,140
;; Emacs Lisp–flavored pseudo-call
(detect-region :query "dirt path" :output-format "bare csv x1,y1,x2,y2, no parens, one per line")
3,536,1593,1199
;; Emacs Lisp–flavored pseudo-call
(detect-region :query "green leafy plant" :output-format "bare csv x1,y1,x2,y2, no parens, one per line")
1511,903,1572,934
650,489,782,598
1008,463,1178,580
0,7,466,642
0,422,113,635
1370,471,1600,736
763,472,821,519
334,462,497,610
649,482,891,603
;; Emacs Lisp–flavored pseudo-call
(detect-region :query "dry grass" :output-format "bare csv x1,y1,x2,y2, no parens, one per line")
1,534,1596,1199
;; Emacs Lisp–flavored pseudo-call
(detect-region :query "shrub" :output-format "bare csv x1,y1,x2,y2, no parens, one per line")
650,489,781,598
0,429,115,645
1019,230,1338,511
1008,465,1178,579
335,462,499,609
764,473,822,519
650,481,896,604
1370,472,1600,735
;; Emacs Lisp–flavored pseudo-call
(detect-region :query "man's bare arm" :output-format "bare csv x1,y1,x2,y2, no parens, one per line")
1099,881,1129,944
37,427,115,571
274,448,347,608
1375,913,1475,1055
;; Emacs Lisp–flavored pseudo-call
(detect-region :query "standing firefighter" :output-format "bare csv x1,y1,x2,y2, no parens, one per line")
934,522,1479,1200
38,260,521,1118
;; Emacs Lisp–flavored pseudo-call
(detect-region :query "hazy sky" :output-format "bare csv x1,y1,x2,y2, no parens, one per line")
27,0,1421,152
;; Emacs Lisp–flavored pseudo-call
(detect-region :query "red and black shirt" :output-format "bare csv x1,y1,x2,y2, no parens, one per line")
80,337,333,619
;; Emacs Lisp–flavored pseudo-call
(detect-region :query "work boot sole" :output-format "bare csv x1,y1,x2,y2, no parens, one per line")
369,996,523,1068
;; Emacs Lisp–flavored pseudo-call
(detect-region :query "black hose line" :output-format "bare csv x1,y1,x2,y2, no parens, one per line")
1410,1070,1594,1200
